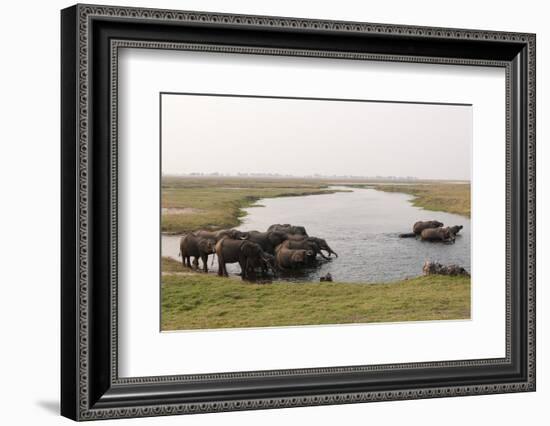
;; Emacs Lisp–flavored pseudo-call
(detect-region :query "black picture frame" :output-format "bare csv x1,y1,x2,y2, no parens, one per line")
61,4,536,421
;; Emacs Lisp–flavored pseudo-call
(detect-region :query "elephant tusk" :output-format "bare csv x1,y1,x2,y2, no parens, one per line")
319,251,329,259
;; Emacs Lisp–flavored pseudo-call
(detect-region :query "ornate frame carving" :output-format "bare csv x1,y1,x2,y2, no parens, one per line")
61,4,536,421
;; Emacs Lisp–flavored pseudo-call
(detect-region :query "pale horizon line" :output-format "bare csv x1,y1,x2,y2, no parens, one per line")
161,172,471,182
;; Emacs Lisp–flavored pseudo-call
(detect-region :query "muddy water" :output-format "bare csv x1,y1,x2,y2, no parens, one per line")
162,187,470,283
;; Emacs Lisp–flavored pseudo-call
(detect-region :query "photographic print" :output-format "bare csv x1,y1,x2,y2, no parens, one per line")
160,93,472,331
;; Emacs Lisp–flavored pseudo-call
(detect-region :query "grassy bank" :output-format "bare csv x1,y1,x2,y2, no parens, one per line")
161,258,470,330
354,182,470,218
161,177,342,234
161,177,470,234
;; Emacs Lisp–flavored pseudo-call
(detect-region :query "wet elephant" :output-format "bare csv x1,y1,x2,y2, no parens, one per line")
413,220,444,235
245,230,288,255
275,244,313,270
194,229,248,242
420,226,455,243
306,236,338,257
449,225,463,236
215,238,265,280
267,224,308,237
283,238,337,260
246,252,277,277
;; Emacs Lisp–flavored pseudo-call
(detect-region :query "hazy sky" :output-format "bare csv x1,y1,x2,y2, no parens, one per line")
161,94,472,180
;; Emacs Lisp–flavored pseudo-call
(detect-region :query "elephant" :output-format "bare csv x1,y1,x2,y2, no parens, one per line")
413,220,444,235
279,239,318,263
194,229,248,242
275,244,313,270
245,252,277,277
283,237,337,260
306,236,338,257
449,225,463,236
420,226,455,243
245,230,289,255
267,224,308,236
179,234,216,272
215,238,266,280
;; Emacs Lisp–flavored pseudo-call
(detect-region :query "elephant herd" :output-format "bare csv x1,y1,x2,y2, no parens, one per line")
179,224,338,280
399,220,464,243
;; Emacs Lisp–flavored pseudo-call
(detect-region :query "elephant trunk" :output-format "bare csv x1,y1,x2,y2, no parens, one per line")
326,247,338,257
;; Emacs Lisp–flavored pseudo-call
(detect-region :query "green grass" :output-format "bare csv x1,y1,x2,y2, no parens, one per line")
161,177,342,234
351,182,471,218
161,258,470,330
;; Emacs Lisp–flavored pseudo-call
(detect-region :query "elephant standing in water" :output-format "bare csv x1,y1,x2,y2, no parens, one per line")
194,229,248,242
179,234,216,272
420,227,455,243
267,224,308,237
245,252,277,277
275,244,313,270
283,237,337,260
245,230,288,255
215,238,266,280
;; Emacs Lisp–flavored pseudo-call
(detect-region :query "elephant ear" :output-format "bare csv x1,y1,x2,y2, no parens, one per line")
268,231,285,245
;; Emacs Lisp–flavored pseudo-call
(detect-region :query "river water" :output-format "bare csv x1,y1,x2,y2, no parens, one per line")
162,187,470,283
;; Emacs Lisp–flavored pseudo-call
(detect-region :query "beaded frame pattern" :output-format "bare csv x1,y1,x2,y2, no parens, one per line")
74,4,535,420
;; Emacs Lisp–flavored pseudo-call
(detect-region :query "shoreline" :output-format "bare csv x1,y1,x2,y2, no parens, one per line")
340,183,470,218
161,177,348,234
161,188,347,236
161,180,469,236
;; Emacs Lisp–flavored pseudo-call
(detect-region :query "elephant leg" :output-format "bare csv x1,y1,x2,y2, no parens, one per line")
201,254,208,272
217,256,224,276
239,259,249,280
221,258,228,277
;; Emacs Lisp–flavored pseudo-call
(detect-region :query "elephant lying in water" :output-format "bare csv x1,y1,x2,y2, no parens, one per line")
420,227,456,243
399,220,464,239
449,225,463,236
179,234,216,272
413,220,444,234
400,220,444,238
